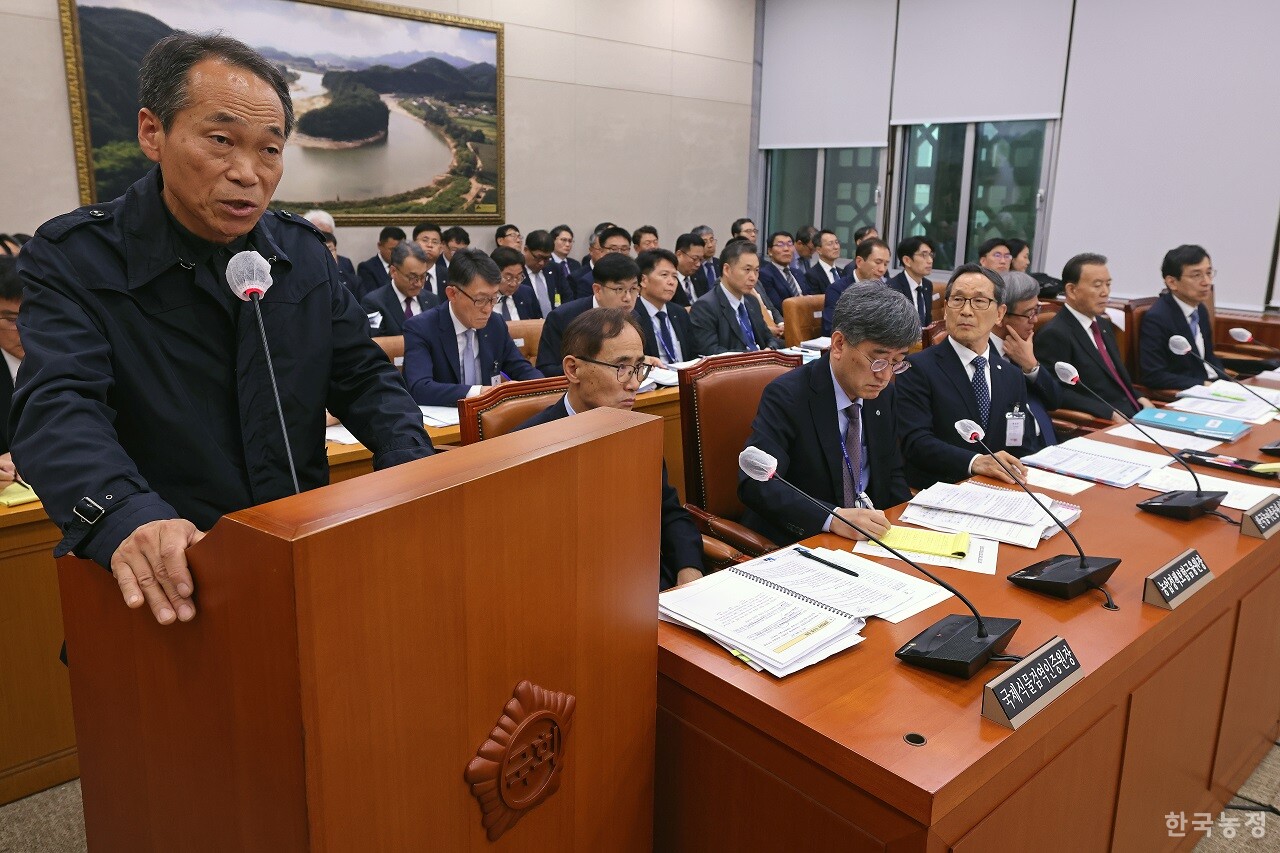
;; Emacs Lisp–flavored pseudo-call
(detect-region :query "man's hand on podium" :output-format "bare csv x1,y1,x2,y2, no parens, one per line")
110,519,206,625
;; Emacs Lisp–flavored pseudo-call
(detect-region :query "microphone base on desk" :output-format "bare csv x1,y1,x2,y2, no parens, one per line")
1008,555,1122,600
1137,490,1228,521
895,614,1021,679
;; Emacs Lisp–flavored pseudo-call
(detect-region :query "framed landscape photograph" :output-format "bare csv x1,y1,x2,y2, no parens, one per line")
58,0,504,224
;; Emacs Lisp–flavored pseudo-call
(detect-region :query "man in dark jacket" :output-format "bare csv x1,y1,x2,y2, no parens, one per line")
1138,244,1227,390
11,33,434,627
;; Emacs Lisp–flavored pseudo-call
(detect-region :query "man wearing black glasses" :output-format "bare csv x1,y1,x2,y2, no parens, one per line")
896,265,1040,489
361,241,440,338
402,248,542,406
516,307,704,590
537,252,642,377
737,282,916,546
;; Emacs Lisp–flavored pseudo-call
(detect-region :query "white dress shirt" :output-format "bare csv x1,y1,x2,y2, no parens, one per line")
393,281,422,318
948,336,995,474
527,266,552,315
449,303,483,397
641,296,684,362
2,350,19,384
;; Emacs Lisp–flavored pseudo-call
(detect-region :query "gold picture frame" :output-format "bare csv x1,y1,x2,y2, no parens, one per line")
58,0,504,226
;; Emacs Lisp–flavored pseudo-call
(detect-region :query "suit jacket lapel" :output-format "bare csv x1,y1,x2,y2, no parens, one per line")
1063,311,1110,377
936,343,981,422
716,288,746,347
439,308,463,382
807,361,846,499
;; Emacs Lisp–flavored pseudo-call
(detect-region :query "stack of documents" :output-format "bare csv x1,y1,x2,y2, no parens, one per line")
854,529,1000,574
1106,423,1221,452
1167,392,1274,425
898,481,1081,548
1022,436,1171,488
658,545,944,677
420,405,461,428
1138,467,1280,512
1177,379,1280,410
1132,407,1251,441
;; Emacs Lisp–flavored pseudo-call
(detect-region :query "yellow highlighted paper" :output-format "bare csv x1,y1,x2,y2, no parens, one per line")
0,482,39,507
878,527,970,559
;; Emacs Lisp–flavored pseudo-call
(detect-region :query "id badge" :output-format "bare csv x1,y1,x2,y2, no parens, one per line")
1006,406,1027,447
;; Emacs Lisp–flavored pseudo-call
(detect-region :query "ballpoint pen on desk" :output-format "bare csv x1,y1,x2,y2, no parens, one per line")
794,546,859,578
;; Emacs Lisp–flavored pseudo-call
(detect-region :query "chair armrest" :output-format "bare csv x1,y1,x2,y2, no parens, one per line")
1050,408,1115,431
700,535,746,573
684,505,777,557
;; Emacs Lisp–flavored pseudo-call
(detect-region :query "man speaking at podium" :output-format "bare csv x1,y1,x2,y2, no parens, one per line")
11,33,434,629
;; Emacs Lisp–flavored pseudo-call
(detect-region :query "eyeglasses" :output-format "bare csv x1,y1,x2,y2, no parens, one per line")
862,350,911,375
946,295,996,311
1184,268,1217,282
988,252,1012,260
1005,308,1040,321
500,273,524,285
451,286,502,307
395,270,427,284
913,251,935,260
601,284,641,298
576,356,654,383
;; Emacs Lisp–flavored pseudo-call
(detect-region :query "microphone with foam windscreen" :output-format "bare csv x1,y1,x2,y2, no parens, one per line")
1171,336,1280,458
739,446,1021,679
955,420,1119,608
226,250,300,495
1054,362,1224,520
1229,327,1280,356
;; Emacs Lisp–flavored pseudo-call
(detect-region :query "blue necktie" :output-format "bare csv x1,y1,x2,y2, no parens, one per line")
971,355,990,426
655,311,677,362
704,260,718,286
1188,309,1201,349
736,302,759,351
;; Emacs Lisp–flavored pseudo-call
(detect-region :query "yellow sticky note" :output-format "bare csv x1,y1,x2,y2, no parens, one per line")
0,482,38,507
879,527,970,558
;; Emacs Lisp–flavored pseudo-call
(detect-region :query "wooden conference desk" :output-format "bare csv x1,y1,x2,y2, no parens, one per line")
657,410,1280,851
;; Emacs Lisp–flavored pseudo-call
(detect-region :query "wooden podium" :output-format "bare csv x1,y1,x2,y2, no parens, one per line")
58,409,660,852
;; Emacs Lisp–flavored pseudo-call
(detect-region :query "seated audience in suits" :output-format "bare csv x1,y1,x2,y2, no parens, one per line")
402,249,542,405
724,236,784,331
0,256,24,482
739,282,916,545
691,225,721,288
852,225,879,247
579,221,616,267
516,308,703,589
490,246,540,321
896,265,1041,489
792,225,819,275
1007,238,1031,273
759,231,810,310
495,224,522,250
731,217,759,246
690,240,784,355
976,237,1012,273
539,252,641,376
1139,244,1227,391
412,222,448,297
672,232,709,308
887,236,937,330
635,249,696,364
303,209,357,292
994,271,1061,445
822,238,891,335
804,229,844,295
1034,252,1153,421
633,225,660,252
548,224,581,283
360,241,441,337
570,226,632,299
521,229,571,318
440,226,469,276
357,226,404,300
319,231,357,295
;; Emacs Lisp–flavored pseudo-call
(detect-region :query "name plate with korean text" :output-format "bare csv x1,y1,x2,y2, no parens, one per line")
1143,548,1213,610
1241,494,1280,540
981,636,1083,730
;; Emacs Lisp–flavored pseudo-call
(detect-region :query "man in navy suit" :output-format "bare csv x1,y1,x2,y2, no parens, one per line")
1034,253,1153,421
495,224,522,250
356,227,404,299
402,249,542,406
521,229,572,317
691,225,721,288
896,265,1040,489
412,222,448,297
538,252,642,376
0,257,23,482
792,225,819,276
739,282,916,546
490,246,541,321
821,238,891,335
759,230,810,310
887,236,937,329
360,241,440,337
570,226,631,299
689,241,783,356
634,249,696,363
516,307,703,589
993,271,1062,446
549,224,581,283
804,229,844,296
671,232,708,307
441,226,470,270
1138,244,1227,390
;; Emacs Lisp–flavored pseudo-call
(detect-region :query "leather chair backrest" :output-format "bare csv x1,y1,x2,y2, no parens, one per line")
679,351,802,519
506,319,544,363
781,295,825,347
458,375,569,445
931,282,947,322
